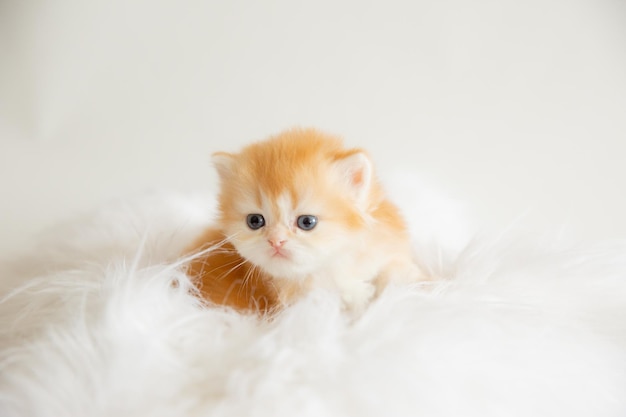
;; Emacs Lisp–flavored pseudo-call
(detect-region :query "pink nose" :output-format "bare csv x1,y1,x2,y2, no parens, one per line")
268,239,286,249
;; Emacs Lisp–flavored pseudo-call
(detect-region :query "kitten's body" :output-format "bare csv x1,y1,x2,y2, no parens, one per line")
186,129,421,314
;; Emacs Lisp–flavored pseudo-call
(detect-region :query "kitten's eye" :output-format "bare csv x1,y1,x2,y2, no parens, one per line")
246,214,265,230
297,215,318,231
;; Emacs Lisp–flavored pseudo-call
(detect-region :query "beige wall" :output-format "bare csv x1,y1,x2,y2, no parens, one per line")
1,0,625,256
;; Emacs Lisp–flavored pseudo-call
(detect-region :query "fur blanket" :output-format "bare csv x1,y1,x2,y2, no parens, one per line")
1,190,625,417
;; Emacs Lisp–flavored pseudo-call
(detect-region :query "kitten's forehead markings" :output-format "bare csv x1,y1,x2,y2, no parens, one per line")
258,191,273,221
255,191,281,226
259,191,293,228
275,192,294,227
254,188,263,208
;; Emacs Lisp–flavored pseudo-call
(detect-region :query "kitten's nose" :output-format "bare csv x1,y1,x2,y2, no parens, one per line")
268,239,286,249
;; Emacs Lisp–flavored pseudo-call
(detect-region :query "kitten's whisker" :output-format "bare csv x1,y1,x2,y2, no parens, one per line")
200,258,244,276
214,259,247,282
222,231,242,245
237,261,256,299
209,248,238,254
242,264,268,313
180,234,235,266
194,231,241,257
195,254,240,277
222,278,244,306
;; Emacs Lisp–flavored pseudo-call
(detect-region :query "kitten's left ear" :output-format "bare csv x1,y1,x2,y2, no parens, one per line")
333,150,372,207
212,152,236,180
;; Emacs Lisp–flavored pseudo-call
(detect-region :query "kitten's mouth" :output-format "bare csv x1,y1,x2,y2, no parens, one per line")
270,249,289,259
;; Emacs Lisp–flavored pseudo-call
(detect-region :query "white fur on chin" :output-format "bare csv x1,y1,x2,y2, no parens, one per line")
1,190,626,417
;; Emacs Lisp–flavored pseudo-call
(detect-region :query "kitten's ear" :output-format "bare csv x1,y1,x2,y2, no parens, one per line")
333,151,372,206
211,152,236,180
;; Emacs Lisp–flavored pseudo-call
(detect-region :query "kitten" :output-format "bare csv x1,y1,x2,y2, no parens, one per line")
186,128,422,314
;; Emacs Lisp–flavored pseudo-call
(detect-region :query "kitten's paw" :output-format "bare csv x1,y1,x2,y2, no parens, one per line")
374,260,431,295
340,281,376,314
388,261,428,283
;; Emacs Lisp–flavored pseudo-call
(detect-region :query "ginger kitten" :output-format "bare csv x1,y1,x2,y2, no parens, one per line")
186,128,422,314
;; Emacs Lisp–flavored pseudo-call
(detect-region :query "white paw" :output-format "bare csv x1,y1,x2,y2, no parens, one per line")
340,281,376,313
386,261,426,284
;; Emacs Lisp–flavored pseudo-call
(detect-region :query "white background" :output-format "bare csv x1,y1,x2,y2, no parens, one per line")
1,0,625,256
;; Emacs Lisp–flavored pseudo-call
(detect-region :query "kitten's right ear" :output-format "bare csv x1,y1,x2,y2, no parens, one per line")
332,150,372,208
211,152,236,180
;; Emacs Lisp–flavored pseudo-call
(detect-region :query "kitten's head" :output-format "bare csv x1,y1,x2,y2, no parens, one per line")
213,128,382,280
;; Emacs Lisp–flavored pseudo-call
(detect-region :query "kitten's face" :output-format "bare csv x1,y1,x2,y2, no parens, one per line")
221,187,352,279
213,130,373,280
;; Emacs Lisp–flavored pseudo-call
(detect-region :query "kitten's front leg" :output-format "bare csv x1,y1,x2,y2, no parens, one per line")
374,259,428,295
275,274,377,313
337,279,376,314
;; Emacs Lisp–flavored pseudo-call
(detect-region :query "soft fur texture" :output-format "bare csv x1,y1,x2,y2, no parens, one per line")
1,189,626,417
187,129,420,313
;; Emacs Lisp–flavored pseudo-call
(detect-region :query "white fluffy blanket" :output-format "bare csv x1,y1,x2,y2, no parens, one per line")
1,191,626,417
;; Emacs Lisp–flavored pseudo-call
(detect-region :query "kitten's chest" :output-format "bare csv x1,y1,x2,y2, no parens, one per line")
312,247,387,288
297,250,386,312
